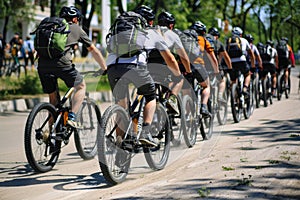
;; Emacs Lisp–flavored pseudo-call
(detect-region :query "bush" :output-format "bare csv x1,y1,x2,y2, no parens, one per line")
19,75,43,94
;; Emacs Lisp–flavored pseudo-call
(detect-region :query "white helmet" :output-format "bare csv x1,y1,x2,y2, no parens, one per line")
232,27,243,36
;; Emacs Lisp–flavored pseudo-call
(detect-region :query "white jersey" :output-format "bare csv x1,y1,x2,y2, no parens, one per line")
230,37,251,63
107,28,169,66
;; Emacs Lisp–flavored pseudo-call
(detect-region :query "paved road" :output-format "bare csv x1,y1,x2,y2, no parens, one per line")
0,68,299,200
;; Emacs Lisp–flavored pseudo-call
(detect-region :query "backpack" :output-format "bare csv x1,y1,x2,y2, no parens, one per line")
226,35,243,58
258,44,272,62
177,29,200,62
106,11,148,58
276,39,290,66
31,17,70,59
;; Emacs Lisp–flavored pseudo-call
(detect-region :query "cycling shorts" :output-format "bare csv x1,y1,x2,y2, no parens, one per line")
260,63,276,77
229,61,250,81
38,65,83,94
107,64,155,101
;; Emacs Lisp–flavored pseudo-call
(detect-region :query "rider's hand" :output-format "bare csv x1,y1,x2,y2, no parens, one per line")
173,74,184,83
183,72,194,85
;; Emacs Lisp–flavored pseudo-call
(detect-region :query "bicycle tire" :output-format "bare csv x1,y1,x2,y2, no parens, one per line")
230,83,242,123
200,95,214,140
217,80,229,125
143,103,171,170
243,81,253,119
98,104,131,185
253,75,260,108
24,102,60,173
262,78,268,107
169,94,185,147
277,74,283,101
285,76,290,99
74,100,100,160
182,95,197,147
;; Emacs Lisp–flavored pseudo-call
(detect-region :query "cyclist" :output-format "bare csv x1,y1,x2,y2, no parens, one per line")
106,8,182,147
190,21,220,117
37,6,107,128
9,32,21,67
226,27,255,97
152,11,192,112
244,34,263,72
257,40,278,97
277,37,296,89
24,36,35,71
0,34,5,75
207,27,232,102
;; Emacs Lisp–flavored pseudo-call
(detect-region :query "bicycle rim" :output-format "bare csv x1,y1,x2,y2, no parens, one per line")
74,100,100,160
217,85,229,125
182,95,197,147
144,103,171,170
169,94,184,147
98,105,131,185
24,103,60,173
231,84,241,123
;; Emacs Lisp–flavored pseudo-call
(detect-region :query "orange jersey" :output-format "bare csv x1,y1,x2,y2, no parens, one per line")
194,36,214,64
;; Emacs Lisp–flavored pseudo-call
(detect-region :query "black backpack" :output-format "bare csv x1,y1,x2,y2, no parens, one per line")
106,11,148,58
31,17,70,59
276,39,290,66
177,29,200,63
258,44,272,62
226,35,243,58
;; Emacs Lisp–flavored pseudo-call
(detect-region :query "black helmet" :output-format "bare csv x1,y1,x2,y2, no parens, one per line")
266,40,274,46
208,27,220,37
257,42,264,48
245,34,254,43
281,37,288,42
190,21,206,35
59,6,83,20
135,5,155,22
157,11,175,27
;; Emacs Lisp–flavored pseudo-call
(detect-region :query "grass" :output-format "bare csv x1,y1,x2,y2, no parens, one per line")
198,187,210,198
222,166,235,171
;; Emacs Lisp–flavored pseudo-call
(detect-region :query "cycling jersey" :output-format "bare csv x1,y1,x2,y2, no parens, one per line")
228,37,251,63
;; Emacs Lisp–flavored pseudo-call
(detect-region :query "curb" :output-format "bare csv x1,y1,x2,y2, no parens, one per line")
0,91,113,113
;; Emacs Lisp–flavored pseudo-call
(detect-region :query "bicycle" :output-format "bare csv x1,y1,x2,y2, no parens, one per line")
182,76,214,145
98,79,171,185
24,70,102,173
251,68,261,108
230,70,253,123
6,56,26,78
261,71,273,107
153,77,195,148
277,67,291,100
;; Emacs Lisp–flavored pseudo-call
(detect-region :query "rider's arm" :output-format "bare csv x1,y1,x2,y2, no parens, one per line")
205,39,219,73
176,47,192,73
160,49,181,76
288,45,296,67
220,51,232,69
87,44,107,71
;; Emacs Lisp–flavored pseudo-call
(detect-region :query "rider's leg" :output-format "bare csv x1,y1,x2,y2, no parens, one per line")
71,81,86,114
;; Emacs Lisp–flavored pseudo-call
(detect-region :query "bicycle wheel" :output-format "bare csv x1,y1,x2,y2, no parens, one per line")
217,80,229,125
169,94,185,147
285,75,290,99
144,103,171,170
243,81,253,119
253,74,260,108
200,97,214,140
182,94,197,147
277,74,283,101
24,103,60,173
74,100,100,160
231,83,242,123
98,104,131,185
15,64,22,78
262,78,268,107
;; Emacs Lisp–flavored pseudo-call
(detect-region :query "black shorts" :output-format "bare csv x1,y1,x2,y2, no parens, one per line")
230,61,250,81
38,65,83,94
107,64,155,101
260,63,276,77
191,63,208,83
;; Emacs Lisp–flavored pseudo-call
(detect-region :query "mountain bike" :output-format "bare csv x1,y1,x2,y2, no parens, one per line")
24,70,102,173
6,56,26,78
98,79,171,185
230,70,253,123
251,68,261,108
277,67,291,100
261,72,273,107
